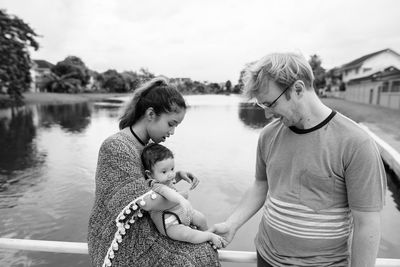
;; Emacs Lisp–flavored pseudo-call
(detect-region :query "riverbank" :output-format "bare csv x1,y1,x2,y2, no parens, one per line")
0,92,130,107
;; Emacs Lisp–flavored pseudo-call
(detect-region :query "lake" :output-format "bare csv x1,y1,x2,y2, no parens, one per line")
0,94,399,267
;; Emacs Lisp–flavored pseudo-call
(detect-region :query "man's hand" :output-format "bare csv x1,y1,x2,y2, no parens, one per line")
207,222,236,247
175,171,199,190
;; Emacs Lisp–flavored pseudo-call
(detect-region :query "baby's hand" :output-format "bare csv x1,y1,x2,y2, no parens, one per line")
209,233,226,250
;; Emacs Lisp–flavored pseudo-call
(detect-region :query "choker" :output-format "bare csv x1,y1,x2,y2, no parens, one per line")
129,126,146,146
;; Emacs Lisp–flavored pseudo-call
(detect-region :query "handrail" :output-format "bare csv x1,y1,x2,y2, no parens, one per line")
1,238,400,266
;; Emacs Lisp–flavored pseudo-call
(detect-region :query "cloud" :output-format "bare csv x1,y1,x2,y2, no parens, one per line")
2,0,400,82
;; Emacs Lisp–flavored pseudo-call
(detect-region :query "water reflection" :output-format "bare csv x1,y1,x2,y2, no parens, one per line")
238,102,271,129
385,163,400,211
0,107,46,210
37,103,91,133
0,107,44,174
93,104,123,119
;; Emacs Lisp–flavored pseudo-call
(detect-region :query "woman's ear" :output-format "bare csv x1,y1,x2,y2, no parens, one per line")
145,107,156,121
145,170,153,179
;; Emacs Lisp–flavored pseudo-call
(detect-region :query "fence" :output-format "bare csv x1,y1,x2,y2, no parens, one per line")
1,238,400,266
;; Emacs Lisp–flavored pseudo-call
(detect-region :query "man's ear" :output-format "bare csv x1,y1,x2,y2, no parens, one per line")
294,80,305,96
144,170,153,179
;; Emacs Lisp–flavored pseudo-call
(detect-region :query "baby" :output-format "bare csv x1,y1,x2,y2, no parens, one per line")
141,143,225,248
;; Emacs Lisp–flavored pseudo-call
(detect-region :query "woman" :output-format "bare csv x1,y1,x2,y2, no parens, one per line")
88,77,220,266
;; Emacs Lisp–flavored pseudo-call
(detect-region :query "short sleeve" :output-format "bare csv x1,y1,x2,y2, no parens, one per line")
345,138,387,211
255,134,268,181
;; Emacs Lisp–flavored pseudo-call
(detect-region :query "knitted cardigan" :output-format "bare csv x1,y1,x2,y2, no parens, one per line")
87,130,220,267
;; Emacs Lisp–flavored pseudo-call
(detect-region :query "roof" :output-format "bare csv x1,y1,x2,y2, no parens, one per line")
347,66,400,84
33,59,54,69
340,48,400,71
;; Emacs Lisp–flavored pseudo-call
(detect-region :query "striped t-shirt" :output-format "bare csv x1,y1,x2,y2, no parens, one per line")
255,111,386,266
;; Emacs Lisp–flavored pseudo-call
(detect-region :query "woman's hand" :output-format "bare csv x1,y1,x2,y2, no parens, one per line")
175,171,199,190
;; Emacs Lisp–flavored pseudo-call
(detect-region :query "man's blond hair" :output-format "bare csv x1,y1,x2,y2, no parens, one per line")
243,52,314,99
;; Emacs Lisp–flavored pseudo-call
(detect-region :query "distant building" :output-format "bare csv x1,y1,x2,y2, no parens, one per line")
346,66,400,109
324,67,344,98
339,48,400,109
30,59,54,92
340,48,400,83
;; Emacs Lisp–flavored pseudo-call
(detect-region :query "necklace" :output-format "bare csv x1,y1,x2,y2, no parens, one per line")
129,126,146,146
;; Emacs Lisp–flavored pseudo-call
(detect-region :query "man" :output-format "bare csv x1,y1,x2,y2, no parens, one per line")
210,52,386,266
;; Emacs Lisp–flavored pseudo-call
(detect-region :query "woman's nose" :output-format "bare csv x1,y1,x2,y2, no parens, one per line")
169,127,175,135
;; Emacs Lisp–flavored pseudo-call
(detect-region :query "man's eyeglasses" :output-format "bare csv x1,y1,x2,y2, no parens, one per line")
256,82,294,109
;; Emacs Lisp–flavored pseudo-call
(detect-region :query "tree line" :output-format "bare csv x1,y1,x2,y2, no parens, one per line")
1,8,334,106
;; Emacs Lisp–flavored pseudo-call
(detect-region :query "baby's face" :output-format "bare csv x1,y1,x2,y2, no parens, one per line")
151,157,175,184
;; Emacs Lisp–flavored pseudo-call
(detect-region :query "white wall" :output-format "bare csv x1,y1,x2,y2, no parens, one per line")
342,51,400,82
345,80,400,109
345,81,380,105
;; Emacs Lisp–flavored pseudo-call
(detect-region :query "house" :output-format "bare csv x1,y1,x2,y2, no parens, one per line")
30,59,54,92
340,48,400,83
346,66,400,109
339,48,400,109
324,67,344,98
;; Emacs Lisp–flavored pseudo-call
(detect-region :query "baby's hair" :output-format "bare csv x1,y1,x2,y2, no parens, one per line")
141,143,174,172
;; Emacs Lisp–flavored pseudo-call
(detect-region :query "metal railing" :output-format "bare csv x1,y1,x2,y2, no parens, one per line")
1,238,400,266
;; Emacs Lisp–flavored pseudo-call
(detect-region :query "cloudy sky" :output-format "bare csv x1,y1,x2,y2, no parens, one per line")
3,0,400,83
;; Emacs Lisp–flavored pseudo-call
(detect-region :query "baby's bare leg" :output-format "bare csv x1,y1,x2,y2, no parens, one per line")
191,209,208,231
166,224,225,248
166,224,211,244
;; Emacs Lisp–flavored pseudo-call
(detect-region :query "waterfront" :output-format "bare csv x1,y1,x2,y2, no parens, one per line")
0,95,399,267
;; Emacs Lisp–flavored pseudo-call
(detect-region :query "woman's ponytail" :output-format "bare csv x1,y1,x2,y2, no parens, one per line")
119,77,185,130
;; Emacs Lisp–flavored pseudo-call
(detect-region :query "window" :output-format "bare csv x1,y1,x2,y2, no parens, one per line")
363,67,372,72
382,82,389,92
391,81,400,92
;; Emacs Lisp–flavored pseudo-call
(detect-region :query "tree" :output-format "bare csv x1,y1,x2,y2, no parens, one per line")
41,72,82,93
100,69,126,92
232,68,246,94
309,54,326,92
52,56,91,88
225,80,232,92
139,68,155,82
121,71,140,91
208,83,221,94
0,9,39,104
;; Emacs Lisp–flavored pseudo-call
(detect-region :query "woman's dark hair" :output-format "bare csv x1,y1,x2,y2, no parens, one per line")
119,77,187,130
141,143,174,172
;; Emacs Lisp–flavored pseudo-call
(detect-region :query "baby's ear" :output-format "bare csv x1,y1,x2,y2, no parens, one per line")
144,170,152,179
